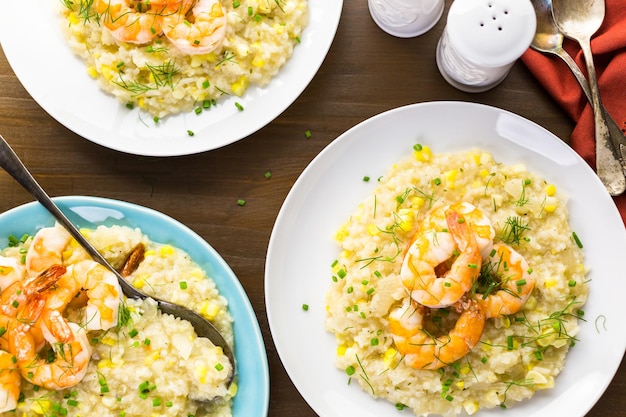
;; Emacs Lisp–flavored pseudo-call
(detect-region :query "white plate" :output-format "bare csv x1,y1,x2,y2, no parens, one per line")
265,101,626,417
0,0,342,156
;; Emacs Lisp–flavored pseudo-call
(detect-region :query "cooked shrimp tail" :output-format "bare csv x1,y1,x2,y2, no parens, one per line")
0,350,20,413
389,297,486,370
401,208,482,308
476,243,535,318
162,0,227,54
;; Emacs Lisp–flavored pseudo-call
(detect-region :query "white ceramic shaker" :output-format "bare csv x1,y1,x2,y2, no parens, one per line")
368,0,445,38
436,0,536,92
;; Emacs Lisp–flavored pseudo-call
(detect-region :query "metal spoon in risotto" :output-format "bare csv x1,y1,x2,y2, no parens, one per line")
0,134,235,389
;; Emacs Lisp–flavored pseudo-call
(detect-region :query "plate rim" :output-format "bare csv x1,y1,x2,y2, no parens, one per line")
0,195,269,417
265,100,626,417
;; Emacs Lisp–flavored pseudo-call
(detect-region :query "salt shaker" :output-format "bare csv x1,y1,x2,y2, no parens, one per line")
368,0,445,38
436,0,536,92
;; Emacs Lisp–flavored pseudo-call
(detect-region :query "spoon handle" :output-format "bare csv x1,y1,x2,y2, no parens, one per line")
554,47,626,169
0,134,142,298
578,40,626,196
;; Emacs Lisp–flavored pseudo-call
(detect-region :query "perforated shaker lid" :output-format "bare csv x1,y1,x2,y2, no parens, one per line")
446,0,536,68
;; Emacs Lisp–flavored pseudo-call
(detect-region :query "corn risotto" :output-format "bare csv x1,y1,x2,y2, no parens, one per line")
326,145,588,416
4,224,234,417
58,0,308,118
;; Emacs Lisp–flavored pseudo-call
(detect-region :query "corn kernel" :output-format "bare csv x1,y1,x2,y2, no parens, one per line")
411,196,425,208
273,23,285,34
252,55,265,67
546,184,557,196
231,76,249,96
133,277,146,289
479,169,490,178
544,278,557,288
413,145,432,162
364,224,378,236
228,381,239,396
544,205,557,213
195,364,209,384
100,64,114,81
98,358,114,369
463,401,479,415
337,345,347,356
144,249,156,257
100,336,116,346
397,208,414,232
30,399,52,414
87,66,99,79
200,302,220,320
68,12,80,25
455,381,465,389
444,169,458,188
160,245,175,257
383,347,399,367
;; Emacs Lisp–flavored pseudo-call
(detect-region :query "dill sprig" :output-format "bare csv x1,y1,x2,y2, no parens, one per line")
497,216,530,245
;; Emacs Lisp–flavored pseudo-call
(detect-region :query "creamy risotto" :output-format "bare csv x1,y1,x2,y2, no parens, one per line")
1,224,234,417
58,0,308,118
326,145,588,416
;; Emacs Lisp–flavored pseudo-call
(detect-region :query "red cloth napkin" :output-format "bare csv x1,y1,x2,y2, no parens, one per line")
521,0,626,226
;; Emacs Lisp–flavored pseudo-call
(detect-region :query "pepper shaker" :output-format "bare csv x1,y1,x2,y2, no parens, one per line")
368,0,445,38
436,0,536,92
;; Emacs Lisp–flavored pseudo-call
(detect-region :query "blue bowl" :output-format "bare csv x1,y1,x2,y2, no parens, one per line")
0,196,269,417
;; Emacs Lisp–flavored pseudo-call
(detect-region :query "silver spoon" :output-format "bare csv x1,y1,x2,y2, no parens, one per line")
0,134,235,387
550,0,625,196
530,0,626,176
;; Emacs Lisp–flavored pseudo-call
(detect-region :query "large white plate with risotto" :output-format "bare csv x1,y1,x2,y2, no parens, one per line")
0,0,342,156
265,101,626,417
0,196,268,417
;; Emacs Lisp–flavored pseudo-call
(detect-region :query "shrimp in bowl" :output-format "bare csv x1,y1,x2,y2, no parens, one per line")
0,223,235,416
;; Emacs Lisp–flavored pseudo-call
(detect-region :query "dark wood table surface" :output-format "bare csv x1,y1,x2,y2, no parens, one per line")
0,1,623,416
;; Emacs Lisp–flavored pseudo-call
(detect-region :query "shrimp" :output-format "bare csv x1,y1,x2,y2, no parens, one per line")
0,350,20,413
0,256,25,291
10,321,91,390
401,209,482,308
25,224,72,276
39,260,122,331
389,297,485,370
475,243,535,318
95,0,189,44
421,202,495,257
162,0,227,55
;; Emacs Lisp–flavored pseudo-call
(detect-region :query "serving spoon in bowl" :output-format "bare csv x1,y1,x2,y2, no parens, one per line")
0,134,235,387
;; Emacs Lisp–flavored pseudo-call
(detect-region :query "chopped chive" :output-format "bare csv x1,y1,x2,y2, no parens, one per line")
363,176,370,182
413,144,423,151
129,329,139,338
572,232,583,248
194,107,202,115
237,199,246,206
233,0,240,7
264,170,272,179
235,102,244,111
187,130,195,136
301,303,309,311
143,338,151,346
434,177,442,186
346,365,355,376
304,130,312,138
215,363,224,371
370,338,379,346
179,281,188,290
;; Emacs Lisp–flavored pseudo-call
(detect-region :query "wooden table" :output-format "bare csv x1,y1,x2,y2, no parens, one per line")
0,1,623,416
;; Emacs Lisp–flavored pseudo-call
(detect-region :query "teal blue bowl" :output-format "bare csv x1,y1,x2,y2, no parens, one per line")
0,196,269,417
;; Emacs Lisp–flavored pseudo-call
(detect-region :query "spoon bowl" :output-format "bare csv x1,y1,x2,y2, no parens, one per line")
0,134,235,388
550,0,625,196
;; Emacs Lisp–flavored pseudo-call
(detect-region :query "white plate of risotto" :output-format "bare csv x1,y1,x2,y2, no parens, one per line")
265,101,626,417
0,0,342,156
0,196,268,417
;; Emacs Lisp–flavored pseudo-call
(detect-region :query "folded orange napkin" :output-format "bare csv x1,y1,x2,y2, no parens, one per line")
521,0,626,225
